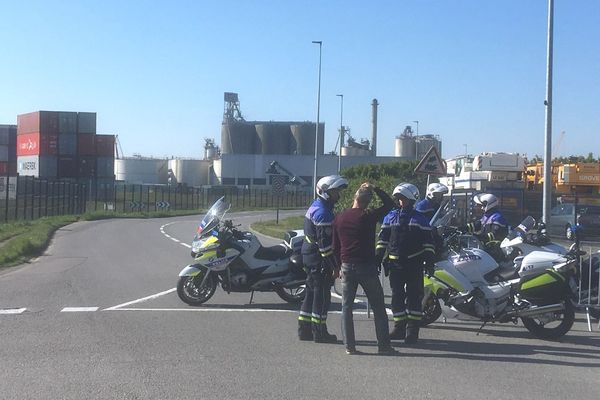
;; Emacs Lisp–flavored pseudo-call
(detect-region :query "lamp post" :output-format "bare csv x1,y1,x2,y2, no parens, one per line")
336,94,343,174
542,0,554,224
312,40,322,198
413,120,419,160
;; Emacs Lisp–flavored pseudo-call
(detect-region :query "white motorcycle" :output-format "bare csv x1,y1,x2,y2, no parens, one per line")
422,214,580,339
176,197,306,306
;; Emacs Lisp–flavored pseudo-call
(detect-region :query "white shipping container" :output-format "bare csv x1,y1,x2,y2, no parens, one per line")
473,152,525,172
17,155,58,178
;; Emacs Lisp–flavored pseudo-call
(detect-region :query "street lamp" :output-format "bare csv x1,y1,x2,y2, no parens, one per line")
413,120,419,160
312,40,322,198
336,94,344,174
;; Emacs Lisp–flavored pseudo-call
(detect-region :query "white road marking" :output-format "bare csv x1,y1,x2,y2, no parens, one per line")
0,308,27,314
105,308,377,315
61,307,99,312
331,291,393,316
160,221,193,249
104,288,176,311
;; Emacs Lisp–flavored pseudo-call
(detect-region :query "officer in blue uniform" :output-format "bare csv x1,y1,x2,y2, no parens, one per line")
298,175,348,343
384,183,435,343
415,182,448,222
465,193,509,260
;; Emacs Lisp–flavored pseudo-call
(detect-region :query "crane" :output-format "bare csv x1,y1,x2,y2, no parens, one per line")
115,135,125,159
553,131,565,155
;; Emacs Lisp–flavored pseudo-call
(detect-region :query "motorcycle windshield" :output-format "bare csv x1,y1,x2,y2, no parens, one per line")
431,202,455,228
507,216,535,240
194,196,231,240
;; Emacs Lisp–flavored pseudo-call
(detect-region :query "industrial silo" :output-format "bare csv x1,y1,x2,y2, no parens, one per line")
115,157,168,184
290,122,324,155
255,123,290,154
221,122,258,154
395,135,417,158
416,135,442,159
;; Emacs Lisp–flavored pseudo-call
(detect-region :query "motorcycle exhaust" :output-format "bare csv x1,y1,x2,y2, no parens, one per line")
507,303,565,318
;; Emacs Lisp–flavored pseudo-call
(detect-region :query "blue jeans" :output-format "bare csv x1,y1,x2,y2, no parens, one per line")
341,263,391,350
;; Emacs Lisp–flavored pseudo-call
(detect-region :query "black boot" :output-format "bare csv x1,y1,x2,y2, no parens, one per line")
298,320,313,341
389,320,407,341
313,324,337,343
405,320,420,344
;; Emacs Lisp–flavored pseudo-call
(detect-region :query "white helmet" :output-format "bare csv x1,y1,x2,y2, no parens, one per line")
426,183,448,200
392,183,420,202
316,175,348,200
474,193,498,212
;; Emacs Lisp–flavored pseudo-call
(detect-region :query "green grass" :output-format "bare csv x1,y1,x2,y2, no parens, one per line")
250,215,304,239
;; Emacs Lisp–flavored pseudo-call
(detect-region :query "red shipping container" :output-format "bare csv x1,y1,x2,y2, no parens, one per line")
0,162,16,175
95,135,115,157
17,111,59,135
0,161,7,175
78,134,96,156
16,133,58,156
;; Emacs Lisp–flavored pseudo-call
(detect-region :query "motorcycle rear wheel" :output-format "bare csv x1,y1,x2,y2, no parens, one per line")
177,273,217,306
275,285,306,304
421,296,442,326
521,301,575,340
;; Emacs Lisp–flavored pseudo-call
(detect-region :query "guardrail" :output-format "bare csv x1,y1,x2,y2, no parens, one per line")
578,246,600,331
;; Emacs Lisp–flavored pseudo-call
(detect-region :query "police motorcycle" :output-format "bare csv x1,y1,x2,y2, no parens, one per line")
421,208,580,339
500,216,567,259
177,196,307,306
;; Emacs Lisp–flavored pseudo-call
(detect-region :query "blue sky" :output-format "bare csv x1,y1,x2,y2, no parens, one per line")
1,0,598,160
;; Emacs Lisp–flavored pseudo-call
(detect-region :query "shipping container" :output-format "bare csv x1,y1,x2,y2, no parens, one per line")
96,157,114,177
0,125,16,145
78,156,96,177
58,111,77,134
58,156,78,178
16,133,58,156
17,111,58,135
17,155,57,178
78,134,96,156
77,112,96,134
0,145,8,162
95,134,114,157
58,134,77,156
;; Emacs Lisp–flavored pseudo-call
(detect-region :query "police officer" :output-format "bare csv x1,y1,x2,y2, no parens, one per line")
415,182,449,222
465,193,509,260
298,175,348,343
384,183,435,344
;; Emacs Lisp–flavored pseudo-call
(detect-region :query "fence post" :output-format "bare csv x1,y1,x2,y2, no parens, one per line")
4,171,9,222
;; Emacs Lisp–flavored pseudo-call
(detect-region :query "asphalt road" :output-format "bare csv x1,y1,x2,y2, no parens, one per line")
1,210,599,400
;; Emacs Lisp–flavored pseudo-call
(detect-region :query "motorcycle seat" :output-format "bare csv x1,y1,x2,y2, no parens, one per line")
485,265,520,283
254,244,291,261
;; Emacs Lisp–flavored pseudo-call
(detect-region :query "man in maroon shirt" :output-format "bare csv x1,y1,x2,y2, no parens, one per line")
332,183,397,355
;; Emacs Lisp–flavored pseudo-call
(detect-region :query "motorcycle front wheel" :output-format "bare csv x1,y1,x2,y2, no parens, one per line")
177,273,217,306
421,296,442,327
521,300,575,340
275,285,306,304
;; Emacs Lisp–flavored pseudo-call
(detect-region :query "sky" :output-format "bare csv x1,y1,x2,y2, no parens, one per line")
1,0,599,161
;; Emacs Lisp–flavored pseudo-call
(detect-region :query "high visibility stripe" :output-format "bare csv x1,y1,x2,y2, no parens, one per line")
408,222,432,231
376,244,387,250
319,245,332,252
298,315,312,322
321,250,333,257
393,315,408,322
314,221,332,226
407,249,427,259
407,315,422,320
389,255,399,260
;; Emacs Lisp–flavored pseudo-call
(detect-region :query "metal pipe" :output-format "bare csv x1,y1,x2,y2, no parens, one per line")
337,94,343,174
508,303,564,318
371,99,378,156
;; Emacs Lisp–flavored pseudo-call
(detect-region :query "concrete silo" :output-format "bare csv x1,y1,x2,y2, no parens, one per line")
221,122,258,154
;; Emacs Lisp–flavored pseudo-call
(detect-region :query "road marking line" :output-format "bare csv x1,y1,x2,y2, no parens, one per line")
0,308,27,314
171,238,180,243
104,288,177,311
331,291,393,315
61,307,99,312
104,308,377,315
181,243,191,248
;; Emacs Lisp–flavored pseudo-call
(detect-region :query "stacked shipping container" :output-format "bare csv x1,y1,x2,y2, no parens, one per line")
15,111,115,183
0,125,17,175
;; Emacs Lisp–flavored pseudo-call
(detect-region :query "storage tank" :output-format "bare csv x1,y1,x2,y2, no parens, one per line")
221,122,258,154
115,158,169,184
341,146,371,157
168,159,210,187
256,123,291,154
394,135,416,158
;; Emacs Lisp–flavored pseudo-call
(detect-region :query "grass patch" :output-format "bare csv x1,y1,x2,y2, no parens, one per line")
250,215,304,239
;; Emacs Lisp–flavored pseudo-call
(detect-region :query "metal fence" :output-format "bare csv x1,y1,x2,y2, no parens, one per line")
578,246,600,331
0,175,313,223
